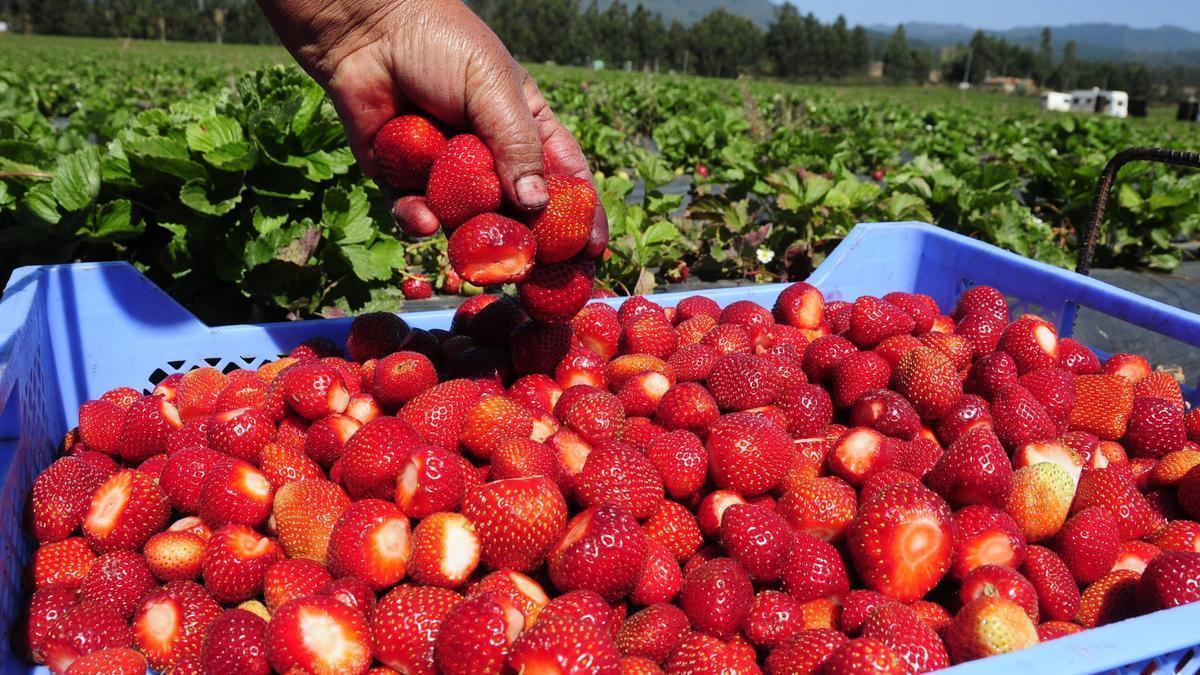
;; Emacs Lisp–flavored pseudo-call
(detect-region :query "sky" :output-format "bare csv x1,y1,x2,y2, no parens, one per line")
783,0,1200,32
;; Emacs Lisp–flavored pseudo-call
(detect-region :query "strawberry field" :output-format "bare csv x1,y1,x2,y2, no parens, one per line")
2,35,1199,323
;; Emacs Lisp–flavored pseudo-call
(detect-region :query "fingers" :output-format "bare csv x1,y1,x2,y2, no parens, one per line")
325,42,401,178
465,58,548,212
392,195,441,238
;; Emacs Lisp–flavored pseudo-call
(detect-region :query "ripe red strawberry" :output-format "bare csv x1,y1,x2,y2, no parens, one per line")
262,559,333,611
266,596,373,674
883,292,938,334
64,647,147,674
32,538,96,590
1138,550,1200,611
1133,369,1184,401
764,628,848,675
326,498,413,590
82,469,169,553
491,438,560,484
434,592,525,674
396,445,465,517
719,299,775,342
132,581,222,671
617,603,689,663
31,456,106,544
1021,545,1081,622
861,602,950,673
281,360,350,421
739,590,804,648
260,441,325,489
201,524,281,604
945,596,1038,662
1070,374,1134,440
1077,569,1140,628
674,558,753,640
524,174,597,264
675,316,718,349
289,337,342,360
555,346,608,390
706,412,791,496
566,304,618,361
575,443,664,519
519,259,596,324
998,314,1058,374
373,115,447,190
426,134,502,229
622,312,678,359
1125,396,1186,458
447,213,537,286
776,476,856,543
558,387,624,445
41,603,132,675
846,296,915,348
1113,539,1162,574
158,448,224,515
1146,519,1200,552
778,531,850,605
401,379,483,452
1037,621,1083,642
22,585,77,664
770,384,830,439
1053,506,1121,584
847,389,919,440
848,483,953,602
335,417,424,500
1102,352,1151,381
963,352,1017,402
890,437,943,479
458,396,534,462
303,413,362,469
462,477,567,572
371,585,461,674
468,570,549,628
654,383,719,435
77,399,126,454
538,588,618,636
198,459,273,529
642,500,704,561
952,285,1009,321
926,426,1013,509
1072,466,1163,540
368,351,436,411
826,427,893,487
619,416,667,452
78,550,156,618
120,395,182,463
199,608,270,675
959,564,1040,622
951,505,1027,580
141,530,205,582
506,610,622,673
892,346,962,420
701,324,753,356
550,503,647,601
828,351,890,409
153,372,184,400
173,367,227,421
408,511,480,588
317,576,376,615
772,283,825,329
631,538,684,605
823,637,905,674
346,312,410,363
272,479,351,564
1053,336,1098,373
991,384,1057,447
801,335,856,383
717,503,793,583
508,374,565,416
934,393,992,445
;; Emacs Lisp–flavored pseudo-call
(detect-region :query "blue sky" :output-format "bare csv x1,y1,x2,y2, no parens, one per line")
782,0,1200,32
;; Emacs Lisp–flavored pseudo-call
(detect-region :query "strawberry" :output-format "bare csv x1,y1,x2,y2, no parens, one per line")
1113,539,1162,574
32,535,96,588
567,304,619,361
395,444,465,517
702,324,753,355
1069,374,1134,440
620,416,667,451
1138,550,1200,611
507,326,569,382
549,503,647,601
998,314,1058,374
462,477,567,572
458,395,534,461
301,414,361,468
953,285,1009,321
945,596,1038,663
719,300,775,342
367,351,436,411
64,647,146,675
290,337,342,360
654,383,719,434
959,564,1040,622
828,351,890,409
771,384,831,439
1037,621,1084,643
741,590,805,648
266,596,373,674
524,174,597,264
826,427,893,487
31,457,106,544
120,395,182,463
891,346,962,420
575,443,664,520
433,592,525,675
82,469,169,553
677,558,754,640
281,360,350,421
951,505,1027,580
338,417,426,500
764,629,848,675
696,490,749,539
779,531,850,603
69,448,119,475
1181,467,1200,521
78,550,156,618
622,312,678,359
175,367,228,421
1134,370,1184,401
99,386,140,408
142,530,206,581
262,558,333,611
675,316,718,349
260,441,325,489
506,610,622,673
933,394,992,445
426,134,502,229
1124,396,1186,458
631,538,684,605
1052,336,1098,373
538,589,618,635
558,387,625,445
447,213,537,286
325,499,412,590
617,374,673,418
272,479,351,564
890,437,944,479
706,412,792,496
823,637,905,675
158,448,225,515
848,389,919,440
834,589,894,635
41,603,132,675
718,503,794,583
201,525,282,604
801,335,856,383
860,602,950,673
1053,506,1121,584
346,312,410,362
847,483,953,602
372,585,461,674
776,476,856,543
491,438,561,484
400,379,483,452
468,570,549,629
153,373,184,400
22,585,78,664
846,296,915,348
508,374,565,415
617,603,689,663
1072,466,1163,540
372,115,447,190
1005,462,1075,542
199,608,270,675
519,258,596,324
406,511,479,588
926,426,1013,509
1101,353,1151,381
1016,545,1081,623
77,399,126,454
642,500,704,561
990,384,1057,447
132,581,222,671
399,273,434,300
1076,569,1140,628
197,459,273,529
1146,519,1200,552
555,346,608,389
883,292,939,334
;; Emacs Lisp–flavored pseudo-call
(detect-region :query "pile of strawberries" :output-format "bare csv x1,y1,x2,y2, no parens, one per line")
373,115,598,319
20,281,1200,675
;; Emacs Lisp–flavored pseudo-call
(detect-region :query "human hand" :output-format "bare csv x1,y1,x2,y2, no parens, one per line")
257,0,607,256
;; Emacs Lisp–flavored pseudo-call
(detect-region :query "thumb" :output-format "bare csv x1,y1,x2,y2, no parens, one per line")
466,60,547,212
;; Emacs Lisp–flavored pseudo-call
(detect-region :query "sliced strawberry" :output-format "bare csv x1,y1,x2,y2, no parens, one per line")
265,596,373,674
847,483,953,602
132,581,222,671
202,524,283,604
42,604,132,675
198,459,273,529
83,469,170,553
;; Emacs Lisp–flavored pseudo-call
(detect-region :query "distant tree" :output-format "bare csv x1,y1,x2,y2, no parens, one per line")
1059,40,1078,89
766,3,803,78
630,3,667,69
828,15,850,78
849,25,871,73
689,9,763,78
883,26,913,83
1038,27,1054,85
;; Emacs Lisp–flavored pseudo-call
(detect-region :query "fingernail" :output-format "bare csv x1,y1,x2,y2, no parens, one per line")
515,175,549,210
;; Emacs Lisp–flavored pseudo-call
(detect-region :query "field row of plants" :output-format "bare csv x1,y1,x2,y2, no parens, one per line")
2,36,1199,323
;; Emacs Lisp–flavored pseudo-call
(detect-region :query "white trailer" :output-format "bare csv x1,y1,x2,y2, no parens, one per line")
1040,91,1072,112
1069,88,1129,118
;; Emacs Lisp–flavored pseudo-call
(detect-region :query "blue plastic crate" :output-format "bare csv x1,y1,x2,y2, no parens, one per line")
1,221,1199,674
